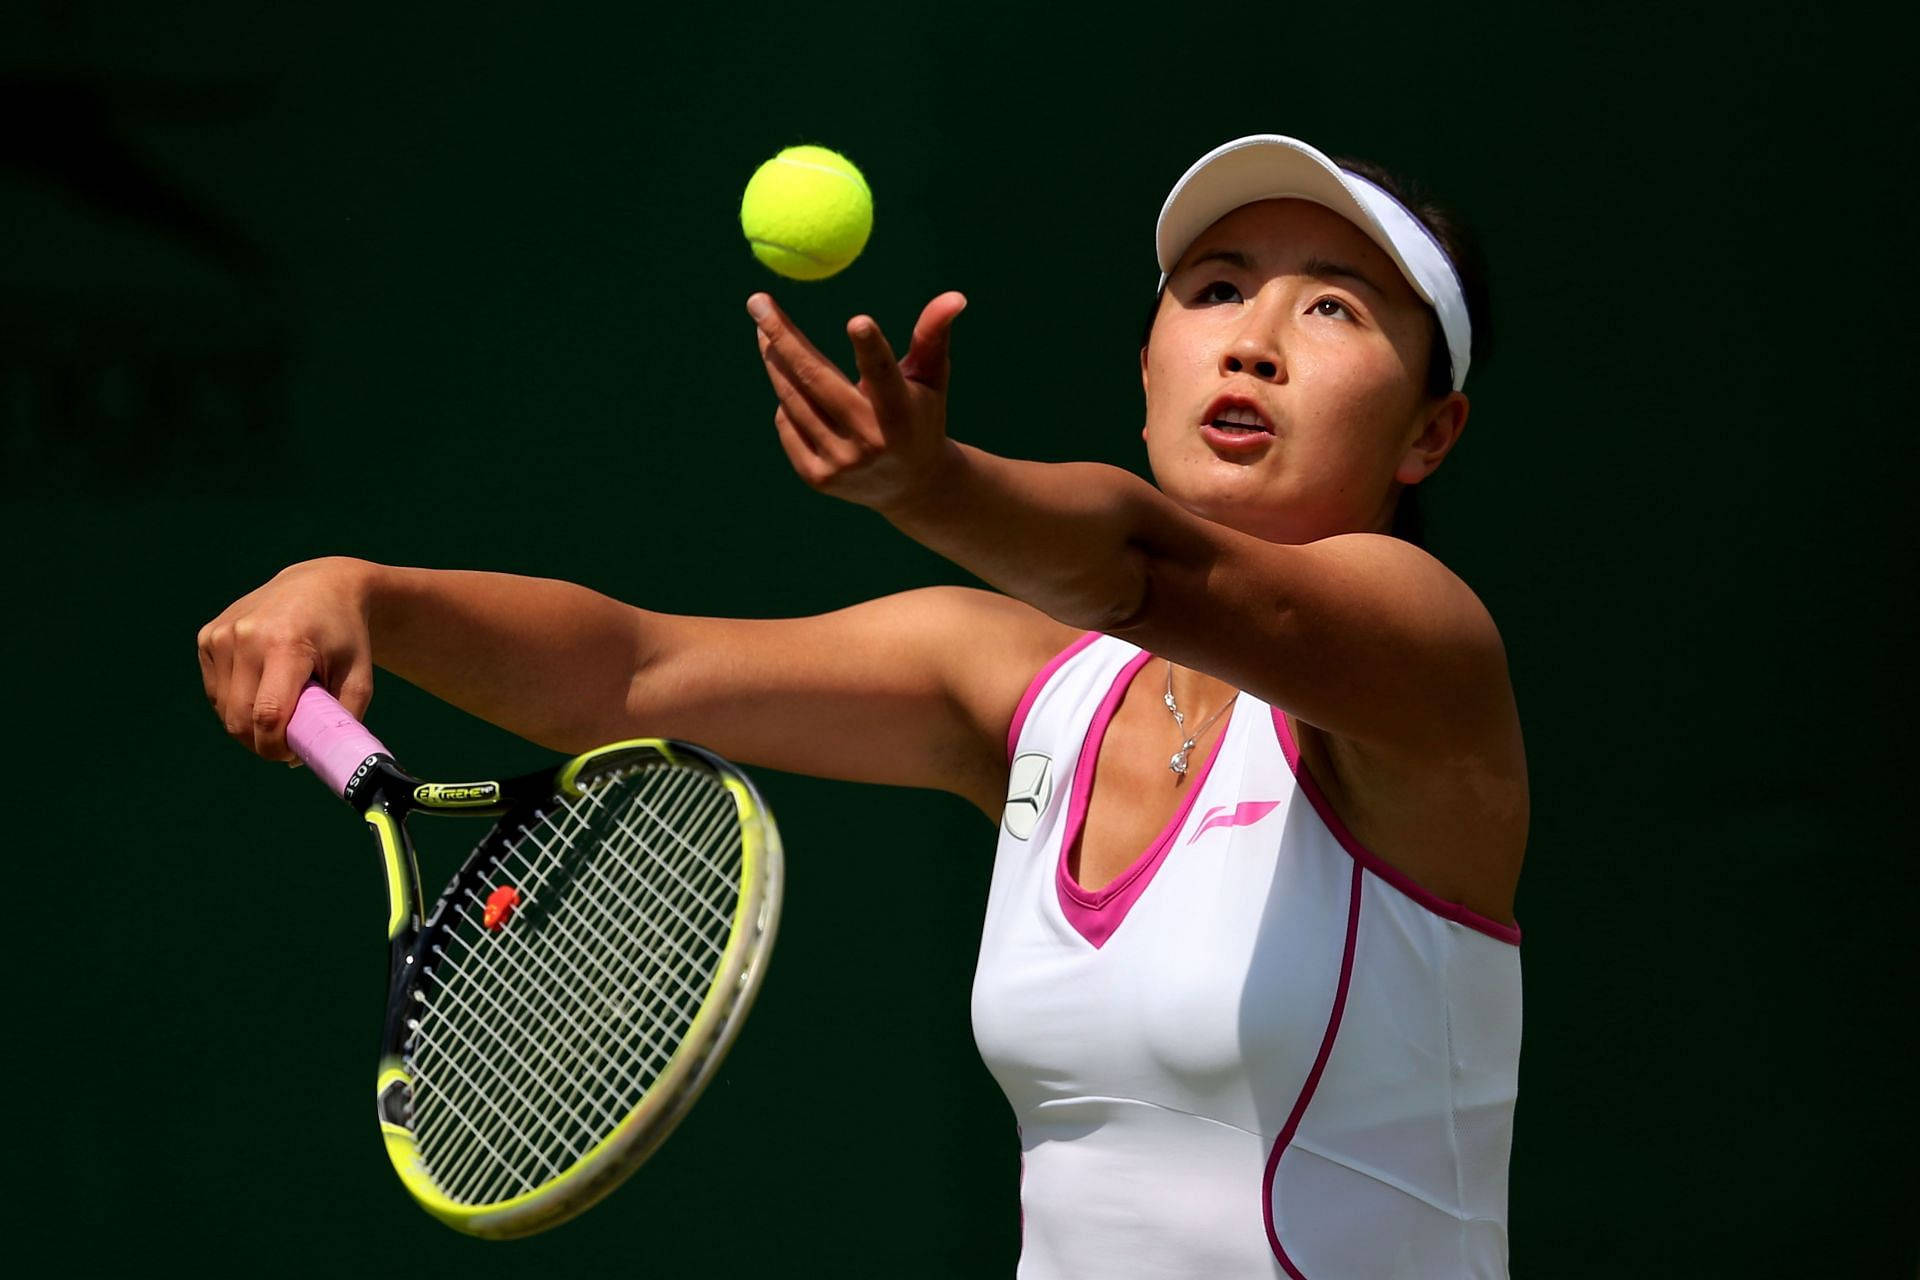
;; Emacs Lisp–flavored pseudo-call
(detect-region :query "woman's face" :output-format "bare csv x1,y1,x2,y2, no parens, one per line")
1141,198,1466,545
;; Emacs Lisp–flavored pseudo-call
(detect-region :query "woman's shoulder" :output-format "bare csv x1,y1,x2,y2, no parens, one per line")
918,586,1084,685
903,584,1083,739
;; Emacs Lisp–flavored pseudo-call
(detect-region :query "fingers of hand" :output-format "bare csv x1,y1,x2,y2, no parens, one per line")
201,610,325,760
847,317,911,426
899,291,967,389
759,332,867,459
749,293,839,384
754,304,887,480
222,634,266,754
196,620,224,716
759,318,867,431
335,661,375,723
254,647,318,762
770,404,833,487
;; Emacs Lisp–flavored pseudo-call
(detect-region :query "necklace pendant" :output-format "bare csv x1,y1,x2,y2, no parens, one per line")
1169,749,1189,774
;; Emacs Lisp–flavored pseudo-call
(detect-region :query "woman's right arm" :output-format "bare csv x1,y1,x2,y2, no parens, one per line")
197,556,1074,817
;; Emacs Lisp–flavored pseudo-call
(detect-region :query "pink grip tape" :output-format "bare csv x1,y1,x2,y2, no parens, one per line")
286,683,393,799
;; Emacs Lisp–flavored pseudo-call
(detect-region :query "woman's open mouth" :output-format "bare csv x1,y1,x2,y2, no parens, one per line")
1200,396,1275,452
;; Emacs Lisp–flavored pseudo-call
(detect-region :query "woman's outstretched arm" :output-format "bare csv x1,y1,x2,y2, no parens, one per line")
750,291,1514,760
198,557,1071,816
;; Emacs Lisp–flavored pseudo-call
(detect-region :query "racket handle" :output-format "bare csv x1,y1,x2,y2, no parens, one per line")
287,681,393,800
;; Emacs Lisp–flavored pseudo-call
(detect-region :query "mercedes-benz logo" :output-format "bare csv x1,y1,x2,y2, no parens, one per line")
1003,751,1053,841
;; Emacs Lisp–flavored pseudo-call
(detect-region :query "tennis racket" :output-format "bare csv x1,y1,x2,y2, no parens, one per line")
284,681,783,1238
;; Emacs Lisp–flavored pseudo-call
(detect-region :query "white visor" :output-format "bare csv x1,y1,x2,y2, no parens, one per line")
1154,134,1471,391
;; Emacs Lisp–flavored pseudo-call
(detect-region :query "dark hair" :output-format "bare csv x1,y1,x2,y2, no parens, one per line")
1139,155,1492,548
1332,155,1493,398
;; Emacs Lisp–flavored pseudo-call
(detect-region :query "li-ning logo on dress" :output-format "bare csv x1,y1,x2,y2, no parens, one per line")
1002,751,1053,841
1187,799,1281,844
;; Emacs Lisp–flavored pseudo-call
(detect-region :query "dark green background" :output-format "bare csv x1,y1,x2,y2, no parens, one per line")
6,2,1911,1275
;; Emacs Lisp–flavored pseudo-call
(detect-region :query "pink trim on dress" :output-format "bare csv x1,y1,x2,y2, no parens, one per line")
1006,631,1101,761
1271,708,1523,946
1053,652,1233,949
1263,860,1364,1276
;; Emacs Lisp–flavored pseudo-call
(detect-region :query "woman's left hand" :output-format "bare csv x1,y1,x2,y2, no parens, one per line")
748,290,967,514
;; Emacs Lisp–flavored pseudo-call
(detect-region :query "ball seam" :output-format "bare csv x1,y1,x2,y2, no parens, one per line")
772,157,870,194
747,236,829,266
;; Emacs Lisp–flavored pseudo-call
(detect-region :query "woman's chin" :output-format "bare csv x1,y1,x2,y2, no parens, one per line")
1168,488,1312,544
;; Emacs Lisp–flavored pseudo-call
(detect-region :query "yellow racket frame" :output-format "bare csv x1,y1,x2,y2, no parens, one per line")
364,738,782,1238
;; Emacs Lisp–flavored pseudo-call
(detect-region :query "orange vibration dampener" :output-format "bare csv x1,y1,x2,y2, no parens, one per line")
482,885,521,930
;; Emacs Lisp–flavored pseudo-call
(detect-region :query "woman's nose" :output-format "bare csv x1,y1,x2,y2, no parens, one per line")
1223,350,1281,379
1221,322,1283,381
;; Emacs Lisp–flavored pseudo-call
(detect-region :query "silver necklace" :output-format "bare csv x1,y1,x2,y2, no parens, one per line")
1163,660,1233,775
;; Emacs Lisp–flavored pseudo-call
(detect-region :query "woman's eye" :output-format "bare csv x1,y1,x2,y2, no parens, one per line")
1199,280,1241,304
1310,297,1352,319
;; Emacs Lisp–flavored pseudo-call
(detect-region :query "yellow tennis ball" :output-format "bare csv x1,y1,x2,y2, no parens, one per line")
739,145,873,281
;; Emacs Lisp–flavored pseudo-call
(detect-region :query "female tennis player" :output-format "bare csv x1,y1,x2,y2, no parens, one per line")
200,134,1526,1278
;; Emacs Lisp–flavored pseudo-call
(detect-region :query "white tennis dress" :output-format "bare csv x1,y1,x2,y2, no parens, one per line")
972,633,1522,1279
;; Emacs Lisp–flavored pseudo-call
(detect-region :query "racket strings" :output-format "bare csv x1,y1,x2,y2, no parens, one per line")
422,812,732,1205
410,787,635,1195
403,761,745,1205
431,804,738,1205
414,767,739,1204
415,768,738,1201
416,789,644,1164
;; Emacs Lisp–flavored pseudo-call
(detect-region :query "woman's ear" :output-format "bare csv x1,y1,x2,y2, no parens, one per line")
1395,392,1469,485
1139,346,1152,442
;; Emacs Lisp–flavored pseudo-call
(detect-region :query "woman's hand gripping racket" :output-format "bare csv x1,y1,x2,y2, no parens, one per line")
285,682,783,1238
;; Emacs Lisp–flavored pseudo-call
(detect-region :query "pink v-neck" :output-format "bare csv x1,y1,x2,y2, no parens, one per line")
1054,651,1234,949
